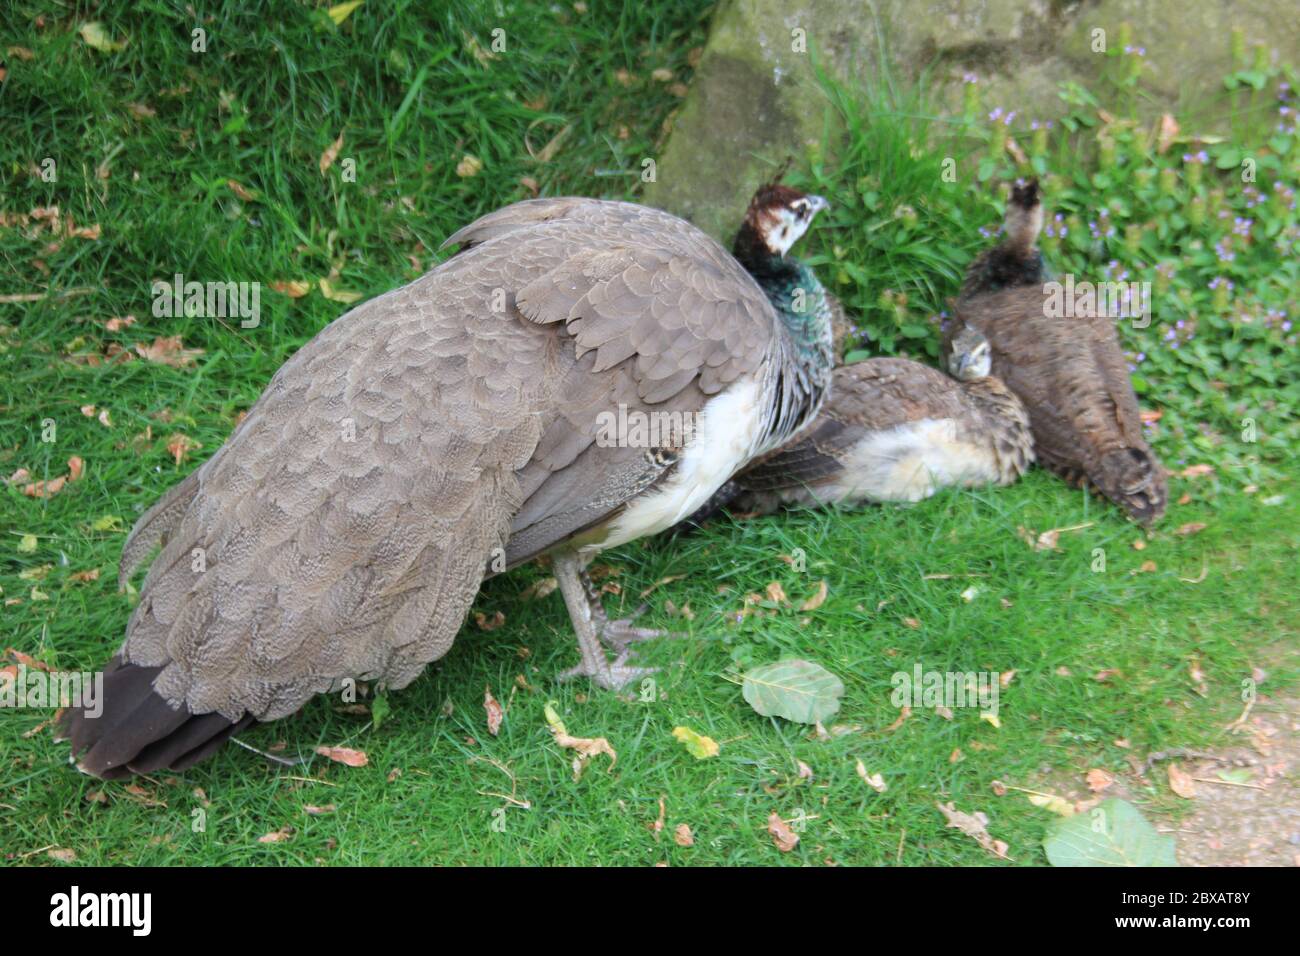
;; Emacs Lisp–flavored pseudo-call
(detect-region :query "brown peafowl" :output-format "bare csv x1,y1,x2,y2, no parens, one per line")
59,186,834,778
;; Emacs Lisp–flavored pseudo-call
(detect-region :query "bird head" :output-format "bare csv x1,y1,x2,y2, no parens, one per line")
1004,177,1043,252
739,182,830,259
947,325,993,381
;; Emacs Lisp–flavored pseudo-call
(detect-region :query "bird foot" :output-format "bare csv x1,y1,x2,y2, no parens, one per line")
593,601,683,654
557,649,657,690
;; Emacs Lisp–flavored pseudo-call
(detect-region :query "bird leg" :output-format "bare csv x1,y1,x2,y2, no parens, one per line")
578,567,675,654
552,551,656,690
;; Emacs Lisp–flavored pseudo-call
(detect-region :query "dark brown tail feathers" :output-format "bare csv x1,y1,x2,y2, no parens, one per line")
56,656,251,779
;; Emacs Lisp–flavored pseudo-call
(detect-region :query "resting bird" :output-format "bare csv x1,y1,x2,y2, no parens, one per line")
960,177,1048,299
944,287,1166,524
59,187,834,778
693,325,1032,516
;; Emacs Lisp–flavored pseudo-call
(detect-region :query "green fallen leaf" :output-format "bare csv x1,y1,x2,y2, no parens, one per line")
1043,797,1177,866
90,515,125,532
672,725,719,759
80,22,126,53
17,534,38,554
742,658,844,725
370,693,390,730
327,1,365,26
1216,768,1253,785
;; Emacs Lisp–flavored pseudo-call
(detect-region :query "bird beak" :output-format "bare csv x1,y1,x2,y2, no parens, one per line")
807,195,830,213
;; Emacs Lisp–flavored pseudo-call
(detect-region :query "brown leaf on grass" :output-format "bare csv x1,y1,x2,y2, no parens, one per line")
1168,762,1197,799
23,475,66,498
48,848,77,863
1174,522,1207,536
269,280,311,298
647,795,665,840
473,610,505,631
552,730,616,777
856,759,887,793
303,804,337,815
800,580,829,611
226,180,256,202
883,705,911,732
69,568,100,583
135,335,203,368
902,617,921,629
127,101,156,119
7,46,35,61
483,685,503,736
1156,113,1180,154
673,823,694,847
765,581,789,605
936,801,1009,859
520,576,557,601
767,812,799,852
456,154,483,178
1085,768,1115,792
319,132,344,176
1093,668,1121,682
315,746,369,767
258,827,294,843
1179,464,1215,479
165,433,201,466
21,456,83,498
6,648,53,671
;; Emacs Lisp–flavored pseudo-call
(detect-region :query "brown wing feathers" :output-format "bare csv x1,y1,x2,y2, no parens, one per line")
952,287,1167,523
63,198,782,778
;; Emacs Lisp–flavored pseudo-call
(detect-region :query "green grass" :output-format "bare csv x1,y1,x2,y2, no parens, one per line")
2,2,1298,865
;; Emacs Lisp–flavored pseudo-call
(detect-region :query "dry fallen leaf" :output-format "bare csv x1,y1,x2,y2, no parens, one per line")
765,581,789,605
936,801,1009,859
800,580,828,611
258,827,293,843
165,433,201,466
48,847,77,863
1168,762,1197,799
1179,464,1215,479
856,759,887,793
483,685,503,736
314,745,368,767
1027,792,1076,816
1174,522,1207,536
1085,768,1115,792
456,154,483,178
227,179,256,202
648,795,665,840
320,132,344,176
473,610,505,631
1155,113,1180,154
135,335,204,368
673,823,694,847
269,280,311,298
767,812,799,852
520,576,558,600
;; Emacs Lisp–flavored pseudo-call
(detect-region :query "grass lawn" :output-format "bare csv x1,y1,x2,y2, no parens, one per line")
2,2,1297,865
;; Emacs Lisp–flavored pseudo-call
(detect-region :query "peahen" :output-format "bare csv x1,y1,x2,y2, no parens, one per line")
692,324,1033,516
59,186,834,778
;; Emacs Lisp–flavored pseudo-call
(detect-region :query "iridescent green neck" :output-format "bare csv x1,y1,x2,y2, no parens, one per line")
755,258,834,363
